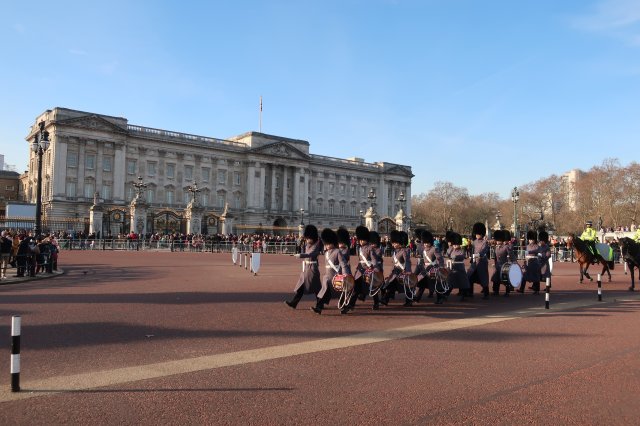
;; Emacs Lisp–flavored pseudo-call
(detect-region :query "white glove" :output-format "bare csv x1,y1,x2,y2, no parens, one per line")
537,253,543,258
293,253,301,258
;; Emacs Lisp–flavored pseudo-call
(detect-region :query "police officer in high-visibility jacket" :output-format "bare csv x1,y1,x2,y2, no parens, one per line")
580,220,598,256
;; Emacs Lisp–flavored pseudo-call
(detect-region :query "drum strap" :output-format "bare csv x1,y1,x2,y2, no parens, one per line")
359,249,371,268
325,252,339,273
423,250,436,266
393,253,403,269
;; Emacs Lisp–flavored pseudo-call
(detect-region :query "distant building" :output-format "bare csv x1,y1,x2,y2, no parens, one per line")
20,108,413,235
560,169,583,212
0,170,20,216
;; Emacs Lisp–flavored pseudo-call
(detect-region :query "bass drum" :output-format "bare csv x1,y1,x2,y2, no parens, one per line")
332,274,355,293
500,262,523,288
364,268,384,291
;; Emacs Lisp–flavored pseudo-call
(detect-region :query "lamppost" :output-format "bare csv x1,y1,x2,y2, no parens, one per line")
32,121,50,236
187,182,201,204
511,186,520,241
495,210,502,230
449,217,454,231
396,190,406,231
367,187,377,209
300,208,304,226
132,176,147,200
359,209,364,226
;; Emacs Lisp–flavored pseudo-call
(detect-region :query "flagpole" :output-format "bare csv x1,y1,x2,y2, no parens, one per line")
259,96,262,133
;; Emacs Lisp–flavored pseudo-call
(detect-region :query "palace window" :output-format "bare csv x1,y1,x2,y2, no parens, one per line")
102,184,112,200
103,156,112,172
202,167,210,183
67,152,78,168
147,161,156,177
166,163,175,179
218,170,227,184
66,182,76,197
85,154,96,170
127,159,136,175
184,165,193,181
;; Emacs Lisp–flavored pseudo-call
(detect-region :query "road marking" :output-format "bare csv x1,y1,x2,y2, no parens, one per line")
2,294,639,402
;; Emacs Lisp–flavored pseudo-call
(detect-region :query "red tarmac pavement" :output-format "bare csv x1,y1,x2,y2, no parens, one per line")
0,251,639,425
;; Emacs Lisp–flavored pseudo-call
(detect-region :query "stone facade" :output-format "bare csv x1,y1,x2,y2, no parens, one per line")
22,108,413,234
0,170,20,216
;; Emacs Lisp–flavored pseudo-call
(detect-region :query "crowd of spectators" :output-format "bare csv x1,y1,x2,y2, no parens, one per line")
0,230,59,279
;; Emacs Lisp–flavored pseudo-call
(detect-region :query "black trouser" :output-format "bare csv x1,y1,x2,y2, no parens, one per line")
348,276,380,308
16,255,27,276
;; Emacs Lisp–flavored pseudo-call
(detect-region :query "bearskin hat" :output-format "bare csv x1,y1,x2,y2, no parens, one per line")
336,227,350,246
321,228,338,246
303,224,319,241
538,230,549,243
451,232,463,246
503,230,512,241
472,222,486,237
355,225,370,242
414,228,424,242
527,230,537,241
494,230,504,242
421,230,434,245
390,230,403,244
445,230,455,243
369,231,381,245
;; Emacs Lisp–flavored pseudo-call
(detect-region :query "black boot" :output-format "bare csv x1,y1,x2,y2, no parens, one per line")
285,289,303,309
311,298,323,314
414,287,425,303
482,287,490,300
435,293,444,304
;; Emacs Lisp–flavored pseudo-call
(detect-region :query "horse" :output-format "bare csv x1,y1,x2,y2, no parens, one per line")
566,234,612,283
618,237,640,291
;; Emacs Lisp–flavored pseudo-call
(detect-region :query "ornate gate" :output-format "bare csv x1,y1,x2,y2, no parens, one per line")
102,209,129,237
149,210,186,235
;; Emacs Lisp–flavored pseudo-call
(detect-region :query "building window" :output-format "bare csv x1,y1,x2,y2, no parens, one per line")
84,182,94,199
166,190,174,204
202,167,210,183
67,152,78,168
340,202,345,216
184,165,193,181
147,162,156,177
361,186,366,196
316,200,323,214
218,170,227,184
276,176,281,189
5,185,15,191
234,171,241,186
66,182,76,197
126,186,135,201
235,194,241,209
351,185,356,197
351,204,356,216
329,183,334,194
201,192,208,207
217,193,226,208
146,188,154,203
85,154,96,170
127,160,136,175
317,181,323,193
328,201,335,215
166,163,175,179
103,156,113,172
102,184,112,200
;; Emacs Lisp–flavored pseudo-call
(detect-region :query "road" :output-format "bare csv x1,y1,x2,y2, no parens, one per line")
0,251,638,425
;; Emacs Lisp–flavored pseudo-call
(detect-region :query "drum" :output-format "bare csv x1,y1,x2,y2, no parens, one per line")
332,274,355,293
500,262,523,288
402,272,418,289
428,267,449,280
364,268,384,290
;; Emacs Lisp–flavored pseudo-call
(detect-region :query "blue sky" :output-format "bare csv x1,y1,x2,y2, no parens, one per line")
2,0,639,198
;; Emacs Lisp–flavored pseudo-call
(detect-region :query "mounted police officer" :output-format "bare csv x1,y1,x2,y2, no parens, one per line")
581,220,598,257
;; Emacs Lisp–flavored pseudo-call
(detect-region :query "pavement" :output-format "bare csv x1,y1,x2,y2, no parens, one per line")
0,268,64,285
0,251,639,425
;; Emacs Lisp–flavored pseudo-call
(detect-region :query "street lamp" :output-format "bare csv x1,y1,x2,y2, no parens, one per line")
367,187,377,208
132,176,147,201
187,182,201,204
396,190,406,231
31,121,50,236
300,208,304,226
495,210,502,230
449,217,454,231
511,186,520,240
359,209,364,226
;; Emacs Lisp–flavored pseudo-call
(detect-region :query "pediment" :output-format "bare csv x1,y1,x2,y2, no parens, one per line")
250,142,309,160
57,114,127,134
385,165,414,178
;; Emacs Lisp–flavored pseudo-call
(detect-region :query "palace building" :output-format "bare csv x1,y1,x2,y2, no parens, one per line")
21,107,413,235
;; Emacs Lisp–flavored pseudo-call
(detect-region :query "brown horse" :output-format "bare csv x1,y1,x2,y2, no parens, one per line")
618,237,639,291
566,234,612,283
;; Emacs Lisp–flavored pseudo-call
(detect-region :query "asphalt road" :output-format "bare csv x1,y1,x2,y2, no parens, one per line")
0,251,638,425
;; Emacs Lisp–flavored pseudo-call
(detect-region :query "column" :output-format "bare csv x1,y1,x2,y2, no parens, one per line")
258,164,266,209
113,143,126,202
293,168,300,211
52,137,68,197
246,162,255,208
302,168,309,211
270,164,277,210
282,166,289,211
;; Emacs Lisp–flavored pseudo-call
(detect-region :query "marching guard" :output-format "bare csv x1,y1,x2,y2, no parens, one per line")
538,230,552,288
446,232,471,300
381,230,413,307
343,226,383,313
518,230,541,294
311,228,341,314
467,222,490,299
415,230,445,303
491,230,517,296
285,224,323,309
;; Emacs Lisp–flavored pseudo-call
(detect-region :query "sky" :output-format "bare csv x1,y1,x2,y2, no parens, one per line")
1,0,639,199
